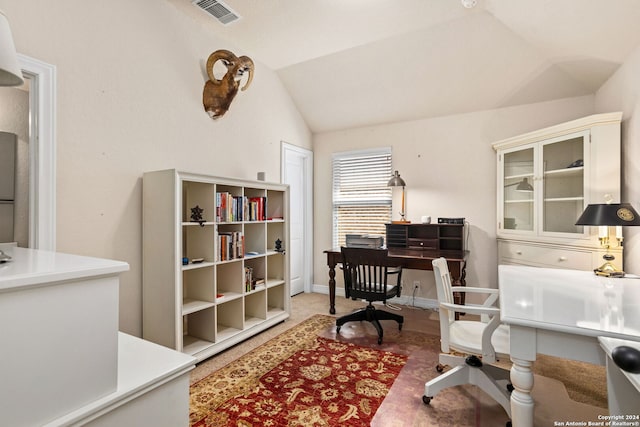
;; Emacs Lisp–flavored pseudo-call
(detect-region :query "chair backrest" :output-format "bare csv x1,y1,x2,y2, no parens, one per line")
432,257,455,320
432,257,456,351
432,257,507,360
341,247,401,301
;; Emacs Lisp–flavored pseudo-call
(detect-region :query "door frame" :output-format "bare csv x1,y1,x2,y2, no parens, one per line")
19,54,56,251
281,142,313,294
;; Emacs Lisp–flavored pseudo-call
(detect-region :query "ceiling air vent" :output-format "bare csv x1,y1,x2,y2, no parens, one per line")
192,0,241,25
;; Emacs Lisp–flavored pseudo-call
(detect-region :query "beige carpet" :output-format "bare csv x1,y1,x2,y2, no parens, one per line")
191,292,608,426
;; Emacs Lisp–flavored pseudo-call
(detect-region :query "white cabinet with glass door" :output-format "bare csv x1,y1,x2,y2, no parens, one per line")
492,113,622,270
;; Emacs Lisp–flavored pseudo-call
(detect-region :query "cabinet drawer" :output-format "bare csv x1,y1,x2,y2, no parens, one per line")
407,238,438,250
499,242,591,270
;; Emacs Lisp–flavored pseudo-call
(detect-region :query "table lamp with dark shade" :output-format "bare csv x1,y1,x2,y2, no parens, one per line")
575,203,640,277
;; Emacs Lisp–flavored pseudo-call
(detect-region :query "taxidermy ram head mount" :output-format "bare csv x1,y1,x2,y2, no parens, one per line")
203,49,254,119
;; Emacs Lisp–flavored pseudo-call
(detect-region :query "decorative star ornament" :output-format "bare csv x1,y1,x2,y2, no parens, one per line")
190,205,205,225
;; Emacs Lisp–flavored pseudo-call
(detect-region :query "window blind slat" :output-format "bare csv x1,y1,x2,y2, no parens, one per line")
332,148,392,248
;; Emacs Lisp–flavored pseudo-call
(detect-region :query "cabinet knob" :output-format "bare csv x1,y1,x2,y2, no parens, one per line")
516,250,523,255
559,256,568,262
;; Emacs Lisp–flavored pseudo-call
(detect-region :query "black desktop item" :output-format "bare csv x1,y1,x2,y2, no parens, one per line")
612,345,640,374
438,218,465,225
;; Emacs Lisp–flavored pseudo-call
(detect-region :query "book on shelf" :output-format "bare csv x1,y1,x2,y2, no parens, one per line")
217,194,269,222
244,269,265,291
217,230,244,261
216,192,260,222
248,196,267,221
231,195,244,222
215,192,225,222
216,192,237,222
253,278,265,290
244,266,253,292
216,293,225,301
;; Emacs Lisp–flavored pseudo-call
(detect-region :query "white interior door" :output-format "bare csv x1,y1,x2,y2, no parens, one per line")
281,142,313,296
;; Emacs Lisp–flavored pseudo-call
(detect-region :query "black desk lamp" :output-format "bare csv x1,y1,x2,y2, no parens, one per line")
575,203,640,277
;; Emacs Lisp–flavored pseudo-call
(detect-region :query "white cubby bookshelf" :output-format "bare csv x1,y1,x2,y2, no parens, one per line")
142,169,290,362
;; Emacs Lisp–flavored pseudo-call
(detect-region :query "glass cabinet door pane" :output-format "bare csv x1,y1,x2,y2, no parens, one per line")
503,148,534,231
542,135,585,234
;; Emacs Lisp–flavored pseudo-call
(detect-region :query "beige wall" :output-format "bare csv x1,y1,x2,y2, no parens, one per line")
596,43,640,275
313,96,595,298
5,0,640,334
0,0,311,336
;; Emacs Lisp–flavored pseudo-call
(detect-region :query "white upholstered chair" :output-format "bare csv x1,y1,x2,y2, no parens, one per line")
423,257,512,421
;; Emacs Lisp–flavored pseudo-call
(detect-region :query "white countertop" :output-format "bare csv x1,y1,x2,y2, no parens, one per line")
498,265,640,341
0,245,129,291
44,332,196,426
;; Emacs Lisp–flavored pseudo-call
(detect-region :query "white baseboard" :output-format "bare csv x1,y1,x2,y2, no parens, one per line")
310,284,439,311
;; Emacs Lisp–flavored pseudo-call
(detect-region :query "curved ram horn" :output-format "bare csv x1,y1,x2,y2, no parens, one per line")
238,56,254,91
206,49,238,84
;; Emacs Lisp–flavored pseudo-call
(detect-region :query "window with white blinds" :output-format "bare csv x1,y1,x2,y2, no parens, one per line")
332,148,392,248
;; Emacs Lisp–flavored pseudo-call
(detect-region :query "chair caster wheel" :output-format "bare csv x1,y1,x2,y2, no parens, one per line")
422,395,432,405
507,383,514,392
377,337,383,345
465,355,483,367
336,326,341,333
436,364,445,373
506,421,512,427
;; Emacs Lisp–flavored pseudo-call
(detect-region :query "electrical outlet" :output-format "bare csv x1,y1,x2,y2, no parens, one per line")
413,280,421,290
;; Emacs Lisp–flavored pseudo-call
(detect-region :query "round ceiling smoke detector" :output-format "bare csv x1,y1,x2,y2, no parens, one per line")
461,0,477,8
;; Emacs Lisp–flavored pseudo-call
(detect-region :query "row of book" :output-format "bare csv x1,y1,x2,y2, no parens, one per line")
218,231,244,261
216,193,267,222
244,266,265,292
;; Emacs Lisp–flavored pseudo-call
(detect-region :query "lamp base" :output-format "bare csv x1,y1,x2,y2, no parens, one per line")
594,268,625,278
594,254,625,277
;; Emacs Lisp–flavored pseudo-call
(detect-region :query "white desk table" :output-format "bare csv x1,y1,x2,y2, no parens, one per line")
498,265,640,427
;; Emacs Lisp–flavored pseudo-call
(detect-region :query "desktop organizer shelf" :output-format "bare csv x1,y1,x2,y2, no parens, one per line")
385,223,465,252
143,169,290,363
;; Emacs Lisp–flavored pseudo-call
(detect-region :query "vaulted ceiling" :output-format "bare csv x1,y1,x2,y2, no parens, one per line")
172,0,640,132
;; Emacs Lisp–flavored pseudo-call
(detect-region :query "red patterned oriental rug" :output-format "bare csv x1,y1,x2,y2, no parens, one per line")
189,315,407,426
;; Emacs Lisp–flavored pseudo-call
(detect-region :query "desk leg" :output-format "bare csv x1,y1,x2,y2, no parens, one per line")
451,260,467,319
509,325,536,427
510,357,535,427
328,264,336,315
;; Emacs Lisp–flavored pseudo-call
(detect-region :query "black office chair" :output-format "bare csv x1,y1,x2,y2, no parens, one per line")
336,247,404,344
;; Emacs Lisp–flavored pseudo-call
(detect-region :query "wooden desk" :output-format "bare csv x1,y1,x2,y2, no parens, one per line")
324,248,467,314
